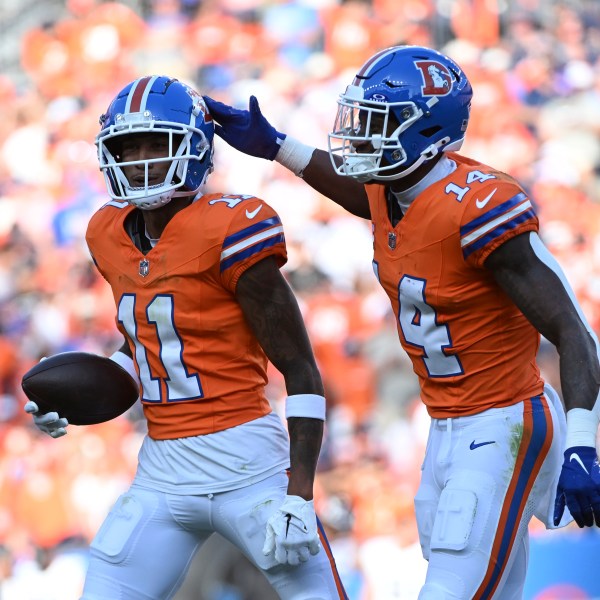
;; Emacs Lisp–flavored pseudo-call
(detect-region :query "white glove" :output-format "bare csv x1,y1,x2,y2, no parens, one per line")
263,495,321,566
24,400,69,438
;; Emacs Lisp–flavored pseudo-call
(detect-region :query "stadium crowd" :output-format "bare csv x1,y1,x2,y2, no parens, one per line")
1,0,600,598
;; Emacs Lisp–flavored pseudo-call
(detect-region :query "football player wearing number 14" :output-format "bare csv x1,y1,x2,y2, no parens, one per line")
24,76,347,600
205,45,600,599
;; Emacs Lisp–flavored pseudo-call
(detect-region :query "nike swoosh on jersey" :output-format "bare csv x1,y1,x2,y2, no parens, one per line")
475,188,498,209
470,440,495,450
460,192,535,259
220,216,284,273
569,452,590,474
246,205,263,219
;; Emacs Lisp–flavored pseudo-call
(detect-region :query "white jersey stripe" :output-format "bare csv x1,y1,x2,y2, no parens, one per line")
460,200,532,248
220,225,284,261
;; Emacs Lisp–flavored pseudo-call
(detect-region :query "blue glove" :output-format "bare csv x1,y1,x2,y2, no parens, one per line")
203,95,286,160
553,446,600,527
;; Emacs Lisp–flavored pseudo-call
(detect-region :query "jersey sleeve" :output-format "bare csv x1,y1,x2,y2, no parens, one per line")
459,181,539,268
85,207,110,281
219,197,287,292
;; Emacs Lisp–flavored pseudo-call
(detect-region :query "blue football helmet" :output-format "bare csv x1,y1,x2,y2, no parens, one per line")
97,76,214,210
328,45,473,182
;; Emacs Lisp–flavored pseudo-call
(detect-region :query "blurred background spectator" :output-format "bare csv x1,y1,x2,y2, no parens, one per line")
1,0,600,598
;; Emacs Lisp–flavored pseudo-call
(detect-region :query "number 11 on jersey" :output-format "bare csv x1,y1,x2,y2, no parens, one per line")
118,294,204,402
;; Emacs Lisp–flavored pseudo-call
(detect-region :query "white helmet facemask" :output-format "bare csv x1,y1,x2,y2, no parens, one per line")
326,46,472,183
97,112,211,210
328,85,449,182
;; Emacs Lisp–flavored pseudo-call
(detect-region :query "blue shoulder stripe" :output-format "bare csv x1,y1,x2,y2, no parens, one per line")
460,192,528,238
462,208,536,259
220,234,285,272
223,216,281,250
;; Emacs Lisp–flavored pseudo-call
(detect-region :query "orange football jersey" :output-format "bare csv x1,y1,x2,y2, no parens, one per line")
86,194,286,440
367,153,544,417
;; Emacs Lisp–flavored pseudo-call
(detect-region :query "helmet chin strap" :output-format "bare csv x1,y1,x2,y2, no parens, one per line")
371,137,451,182
343,155,379,182
343,136,452,183
126,185,175,210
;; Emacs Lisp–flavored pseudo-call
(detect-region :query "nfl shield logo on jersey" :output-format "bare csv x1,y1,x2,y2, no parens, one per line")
139,259,150,277
388,232,397,250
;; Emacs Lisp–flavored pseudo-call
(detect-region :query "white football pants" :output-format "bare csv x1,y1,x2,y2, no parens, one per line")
80,471,347,600
415,387,568,600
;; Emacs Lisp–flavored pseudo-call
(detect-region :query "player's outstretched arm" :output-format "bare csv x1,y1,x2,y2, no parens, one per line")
204,95,370,219
486,232,600,528
236,256,324,565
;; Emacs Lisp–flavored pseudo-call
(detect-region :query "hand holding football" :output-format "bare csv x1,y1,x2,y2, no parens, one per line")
21,352,139,425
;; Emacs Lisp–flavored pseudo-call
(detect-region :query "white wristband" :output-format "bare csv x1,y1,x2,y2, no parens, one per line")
286,394,326,421
566,407,599,448
109,351,141,387
275,136,315,177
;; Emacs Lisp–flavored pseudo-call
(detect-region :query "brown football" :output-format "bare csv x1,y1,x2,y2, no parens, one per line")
21,352,139,425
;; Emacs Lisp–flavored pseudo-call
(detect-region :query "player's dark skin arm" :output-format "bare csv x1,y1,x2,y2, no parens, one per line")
301,149,371,219
117,339,133,358
485,233,600,412
235,256,324,501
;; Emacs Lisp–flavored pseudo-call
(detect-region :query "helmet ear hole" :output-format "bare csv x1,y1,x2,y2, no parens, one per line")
419,126,442,138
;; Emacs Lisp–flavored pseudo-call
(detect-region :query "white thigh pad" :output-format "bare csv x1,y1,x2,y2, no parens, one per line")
90,492,148,563
216,475,287,571
233,497,281,570
430,488,477,552
414,484,438,560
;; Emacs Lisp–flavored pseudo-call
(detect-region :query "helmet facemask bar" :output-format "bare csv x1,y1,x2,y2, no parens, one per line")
328,86,426,182
96,119,210,210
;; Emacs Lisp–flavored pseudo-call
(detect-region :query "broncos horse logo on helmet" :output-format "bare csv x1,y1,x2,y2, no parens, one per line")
96,76,214,210
328,45,473,182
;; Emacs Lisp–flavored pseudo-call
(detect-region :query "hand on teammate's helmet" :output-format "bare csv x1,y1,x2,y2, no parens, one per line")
203,95,286,161
554,446,600,527
263,495,321,566
24,400,69,438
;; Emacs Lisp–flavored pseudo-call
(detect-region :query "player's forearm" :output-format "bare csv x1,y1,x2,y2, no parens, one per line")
557,329,600,412
116,338,133,358
487,232,600,444
276,140,371,219
303,150,371,218
534,314,600,446
286,416,324,500
555,330,600,447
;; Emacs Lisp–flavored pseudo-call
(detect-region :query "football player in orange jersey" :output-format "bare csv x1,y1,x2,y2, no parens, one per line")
23,76,348,600
204,45,600,599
